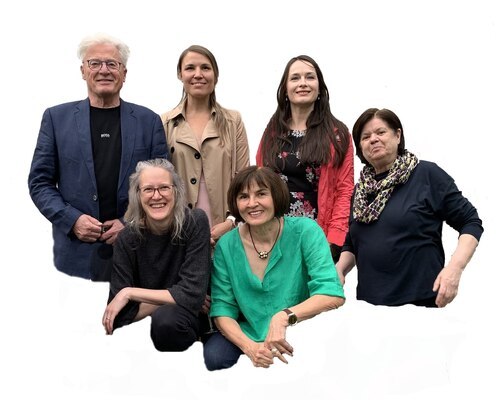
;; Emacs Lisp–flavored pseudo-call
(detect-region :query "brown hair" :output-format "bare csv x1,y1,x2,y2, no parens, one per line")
227,166,290,223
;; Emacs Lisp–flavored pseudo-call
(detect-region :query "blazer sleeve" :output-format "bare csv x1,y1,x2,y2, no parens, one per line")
28,107,82,235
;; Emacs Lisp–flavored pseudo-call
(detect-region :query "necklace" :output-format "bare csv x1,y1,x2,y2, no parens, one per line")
248,218,281,260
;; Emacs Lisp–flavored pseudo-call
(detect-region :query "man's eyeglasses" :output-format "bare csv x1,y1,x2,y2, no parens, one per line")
140,184,175,197
86,59,122,71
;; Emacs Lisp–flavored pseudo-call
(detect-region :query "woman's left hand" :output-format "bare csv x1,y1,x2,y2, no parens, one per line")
433,266,463,307
102,288,130,335
264,311,294,364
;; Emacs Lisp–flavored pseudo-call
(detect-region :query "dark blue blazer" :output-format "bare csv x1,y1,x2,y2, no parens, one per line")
28,98,168,280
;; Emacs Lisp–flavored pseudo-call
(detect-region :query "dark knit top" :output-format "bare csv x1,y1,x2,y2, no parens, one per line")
343,161,483,306
109,208,211,328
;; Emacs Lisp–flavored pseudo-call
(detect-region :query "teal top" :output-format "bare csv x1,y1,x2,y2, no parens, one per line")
210,216,345,342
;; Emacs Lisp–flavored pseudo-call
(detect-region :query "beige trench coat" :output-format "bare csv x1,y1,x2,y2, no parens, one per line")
162,102,250,226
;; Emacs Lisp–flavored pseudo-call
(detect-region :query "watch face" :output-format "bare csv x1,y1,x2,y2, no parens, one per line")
288,313,298,325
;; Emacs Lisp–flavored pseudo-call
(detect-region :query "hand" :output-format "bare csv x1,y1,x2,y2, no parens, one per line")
99,218,125,245
264,311,293,364
201,294,211,314
210,220,234,246
102,288,130,335
244,341,275,368
433,266,463,308
73,214,102,242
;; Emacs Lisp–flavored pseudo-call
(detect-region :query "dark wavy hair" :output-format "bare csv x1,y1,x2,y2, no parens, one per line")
260,55,350,169
227,166,290,223
352,108,406,165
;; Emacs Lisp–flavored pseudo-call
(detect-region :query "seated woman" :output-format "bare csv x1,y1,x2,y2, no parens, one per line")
203,166,345,371
336,108,483,308
102,158,211,352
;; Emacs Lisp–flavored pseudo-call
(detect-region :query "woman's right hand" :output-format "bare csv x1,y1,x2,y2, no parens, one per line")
244,342,275,368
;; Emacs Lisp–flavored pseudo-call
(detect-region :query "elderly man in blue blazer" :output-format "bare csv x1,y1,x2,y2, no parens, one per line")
28,33,168,281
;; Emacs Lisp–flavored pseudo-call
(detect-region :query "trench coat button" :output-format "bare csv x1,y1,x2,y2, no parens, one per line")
92,194,98,201
188,203,193,209
190,178,197,184
194,152,201,159
170,147,175,154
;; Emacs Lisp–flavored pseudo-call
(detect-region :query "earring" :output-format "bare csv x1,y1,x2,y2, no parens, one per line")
317,95,320,101
285,96,289,102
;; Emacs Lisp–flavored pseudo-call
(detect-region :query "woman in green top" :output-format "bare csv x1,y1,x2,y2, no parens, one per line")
204,166,345,371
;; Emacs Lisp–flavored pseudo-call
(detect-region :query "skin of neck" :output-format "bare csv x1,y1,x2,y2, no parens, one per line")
247,217,280,244
289,104,314,131
88,94,121,108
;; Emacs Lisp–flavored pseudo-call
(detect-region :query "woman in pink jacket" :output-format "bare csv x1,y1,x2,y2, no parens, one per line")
256,55,354,262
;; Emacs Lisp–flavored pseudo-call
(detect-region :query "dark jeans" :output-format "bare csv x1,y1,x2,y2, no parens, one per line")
203,332,243,371
150,303,200,352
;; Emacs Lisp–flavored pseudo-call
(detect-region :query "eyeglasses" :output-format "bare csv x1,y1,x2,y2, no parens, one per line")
140,184,175,197
85,59,122,71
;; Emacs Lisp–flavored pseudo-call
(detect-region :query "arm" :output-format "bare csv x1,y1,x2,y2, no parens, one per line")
325,136,355,246
335,250,356,286
151,113,169,160
28,108,83,235
433,233,479,307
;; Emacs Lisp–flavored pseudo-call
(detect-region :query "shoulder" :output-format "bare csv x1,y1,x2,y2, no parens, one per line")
219,107,243,124
161,104,183,124
47,99,85,113
284,216,320,234
120,100,158,116
413,160,453,181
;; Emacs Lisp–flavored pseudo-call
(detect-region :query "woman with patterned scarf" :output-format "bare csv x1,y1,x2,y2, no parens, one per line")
336,108,483,307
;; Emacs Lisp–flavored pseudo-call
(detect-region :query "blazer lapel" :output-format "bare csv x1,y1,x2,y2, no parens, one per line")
75,99,97,190
118,100,135,190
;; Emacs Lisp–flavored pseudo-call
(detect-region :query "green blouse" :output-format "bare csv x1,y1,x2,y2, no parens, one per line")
210,216,345,342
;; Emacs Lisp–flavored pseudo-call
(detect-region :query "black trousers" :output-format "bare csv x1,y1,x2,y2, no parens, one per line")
150,303,200,352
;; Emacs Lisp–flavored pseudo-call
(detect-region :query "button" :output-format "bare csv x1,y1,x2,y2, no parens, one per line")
190,178,197,184
194,152,201,159
92,194,98,201
188,203,193,209
170,146,175,153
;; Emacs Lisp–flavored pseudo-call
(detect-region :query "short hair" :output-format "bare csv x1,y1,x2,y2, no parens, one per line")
227,166,290,223
352,108,406,165
125,158,186,240
77,33,130,66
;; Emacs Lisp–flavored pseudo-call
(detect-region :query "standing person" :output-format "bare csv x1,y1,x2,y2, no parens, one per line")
103,158,211,352
336,108,483,307
256,55,354,262
162,45,250,246
28,33,168,281
203,166,345,371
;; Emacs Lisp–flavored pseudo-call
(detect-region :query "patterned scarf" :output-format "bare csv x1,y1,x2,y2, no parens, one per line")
353,151,419,224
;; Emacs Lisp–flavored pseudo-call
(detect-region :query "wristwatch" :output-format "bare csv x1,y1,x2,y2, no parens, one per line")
283,308,298,326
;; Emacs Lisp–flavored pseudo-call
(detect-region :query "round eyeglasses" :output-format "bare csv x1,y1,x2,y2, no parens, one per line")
86,59,122,71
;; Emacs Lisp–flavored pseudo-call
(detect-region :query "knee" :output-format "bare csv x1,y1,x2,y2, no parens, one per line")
203,335,241,371
150,306,197,352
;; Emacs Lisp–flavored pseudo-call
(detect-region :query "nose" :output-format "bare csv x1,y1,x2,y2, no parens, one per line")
151,188,163,199
369,133,379,143
247,194,258,207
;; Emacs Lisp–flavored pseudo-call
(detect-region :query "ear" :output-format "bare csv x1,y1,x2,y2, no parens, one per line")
123,67,127,82
80,65,85,80
396,128,402,143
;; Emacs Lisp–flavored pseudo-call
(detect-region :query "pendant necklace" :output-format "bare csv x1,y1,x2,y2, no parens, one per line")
248,218,281,260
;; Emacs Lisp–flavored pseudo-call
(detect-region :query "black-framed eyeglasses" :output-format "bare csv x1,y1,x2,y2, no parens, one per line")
139,184,175,197
85,59,122,71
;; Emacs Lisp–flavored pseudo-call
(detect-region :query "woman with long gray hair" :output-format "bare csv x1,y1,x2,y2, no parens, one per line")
102,158,211,352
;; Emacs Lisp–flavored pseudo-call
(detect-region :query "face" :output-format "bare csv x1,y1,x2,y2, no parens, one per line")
286,60,319,106
80,43,127,105
139,167,175,227
236,181,275,227
178,51,216,99
360,117,401,173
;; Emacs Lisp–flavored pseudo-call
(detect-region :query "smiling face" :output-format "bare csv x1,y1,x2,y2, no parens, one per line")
286,59,319,107
139,167,175,230
360,117,401,174
178,51,216,100
80,43,127,107
236,180,275,227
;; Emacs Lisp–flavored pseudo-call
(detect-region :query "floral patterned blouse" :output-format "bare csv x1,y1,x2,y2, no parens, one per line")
277,130,321,220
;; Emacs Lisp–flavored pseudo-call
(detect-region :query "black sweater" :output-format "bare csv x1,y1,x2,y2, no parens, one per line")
109,208,211,328
343,161,483,306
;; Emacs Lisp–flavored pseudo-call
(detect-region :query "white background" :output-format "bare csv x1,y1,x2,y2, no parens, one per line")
2,0,498,399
